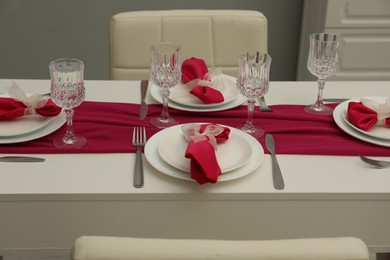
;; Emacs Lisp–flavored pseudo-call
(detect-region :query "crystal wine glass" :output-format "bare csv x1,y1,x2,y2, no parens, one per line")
305,33,340,115
49,58,86,148
150,42,181,128
236,51,272,138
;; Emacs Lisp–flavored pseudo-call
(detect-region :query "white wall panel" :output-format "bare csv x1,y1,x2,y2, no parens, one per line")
326,0,390,28
327,29,390,80
298,0,390,81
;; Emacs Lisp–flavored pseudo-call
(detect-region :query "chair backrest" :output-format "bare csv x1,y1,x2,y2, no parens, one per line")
72,236,369,260
109,10,267,80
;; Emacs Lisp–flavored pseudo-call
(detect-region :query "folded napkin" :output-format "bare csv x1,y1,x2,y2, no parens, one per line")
182,57,209,83
0,82,61,120
181,57,224,104
189,86,224,104
182,123,230,184
347,98,390,131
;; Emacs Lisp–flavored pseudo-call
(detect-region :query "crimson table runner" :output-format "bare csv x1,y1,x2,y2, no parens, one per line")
0,101,389,155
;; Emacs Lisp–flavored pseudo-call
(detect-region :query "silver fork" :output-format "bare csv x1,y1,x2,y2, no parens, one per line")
132,126,146,188
258,96,272,112
359,155,390,169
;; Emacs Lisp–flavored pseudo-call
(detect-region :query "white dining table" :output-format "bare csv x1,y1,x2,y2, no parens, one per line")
0,79,389,258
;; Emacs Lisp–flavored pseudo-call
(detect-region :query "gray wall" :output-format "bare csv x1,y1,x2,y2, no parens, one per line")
0,0,303,81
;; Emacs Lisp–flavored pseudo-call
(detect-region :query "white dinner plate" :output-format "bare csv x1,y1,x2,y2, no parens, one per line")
0,115,53,137
0,111,66,144
341,97,390,140
169,75,240,108
0,93,55,137
150,79,246,113
158,125,252,173
145,123,264,182
333,97,390,147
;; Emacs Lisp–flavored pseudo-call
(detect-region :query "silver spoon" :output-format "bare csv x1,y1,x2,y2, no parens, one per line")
359,155,390,169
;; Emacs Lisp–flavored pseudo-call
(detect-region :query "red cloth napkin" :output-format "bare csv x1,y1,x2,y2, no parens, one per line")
182,57,209,83
181,57,224,104
347,101,390,131
184,124,230,184
0,97,61,120
189,86,224,104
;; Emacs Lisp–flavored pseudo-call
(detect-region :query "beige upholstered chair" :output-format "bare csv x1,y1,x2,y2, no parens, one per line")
71,236,369,260
109,10,267,80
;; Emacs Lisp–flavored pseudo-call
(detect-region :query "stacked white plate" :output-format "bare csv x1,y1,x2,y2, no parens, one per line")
144,123,264,182
150,75,246,112
0,112,66,144
333,96,390,147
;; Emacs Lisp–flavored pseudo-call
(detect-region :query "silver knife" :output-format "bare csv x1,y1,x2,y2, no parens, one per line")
139,80,149,120
323,98,348,103
0,156,45,162
265,134,285,190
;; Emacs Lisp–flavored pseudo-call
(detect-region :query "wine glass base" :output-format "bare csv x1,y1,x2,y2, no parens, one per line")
150,117,179,129
54,134,86,148
304,104,333,115
236,124,265,138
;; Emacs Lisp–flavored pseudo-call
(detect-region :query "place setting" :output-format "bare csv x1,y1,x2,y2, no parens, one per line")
142,43,273,185
144,122,264,184
0,81,65,144
0,58,86,148
301,33,390,149
149,52,246,113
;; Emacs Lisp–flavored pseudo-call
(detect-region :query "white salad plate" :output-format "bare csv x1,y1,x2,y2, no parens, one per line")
0,93,54,137
341,97,390,140
0,111,66,144
150,75,246,112
333,96,390,147
169,74,240,108
0,115,54,137
145,123,264,182
158,126,252,173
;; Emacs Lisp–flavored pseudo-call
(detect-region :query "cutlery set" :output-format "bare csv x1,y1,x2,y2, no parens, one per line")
132,80,149,188
128,81,390,189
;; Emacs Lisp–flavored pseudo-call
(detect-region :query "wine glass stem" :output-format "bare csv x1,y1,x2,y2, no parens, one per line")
245,99,256,128
63,108,76,144
160,88,171,120
314,78,326,110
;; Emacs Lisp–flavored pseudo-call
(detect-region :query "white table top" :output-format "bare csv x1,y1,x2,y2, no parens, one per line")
0,79,389,200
